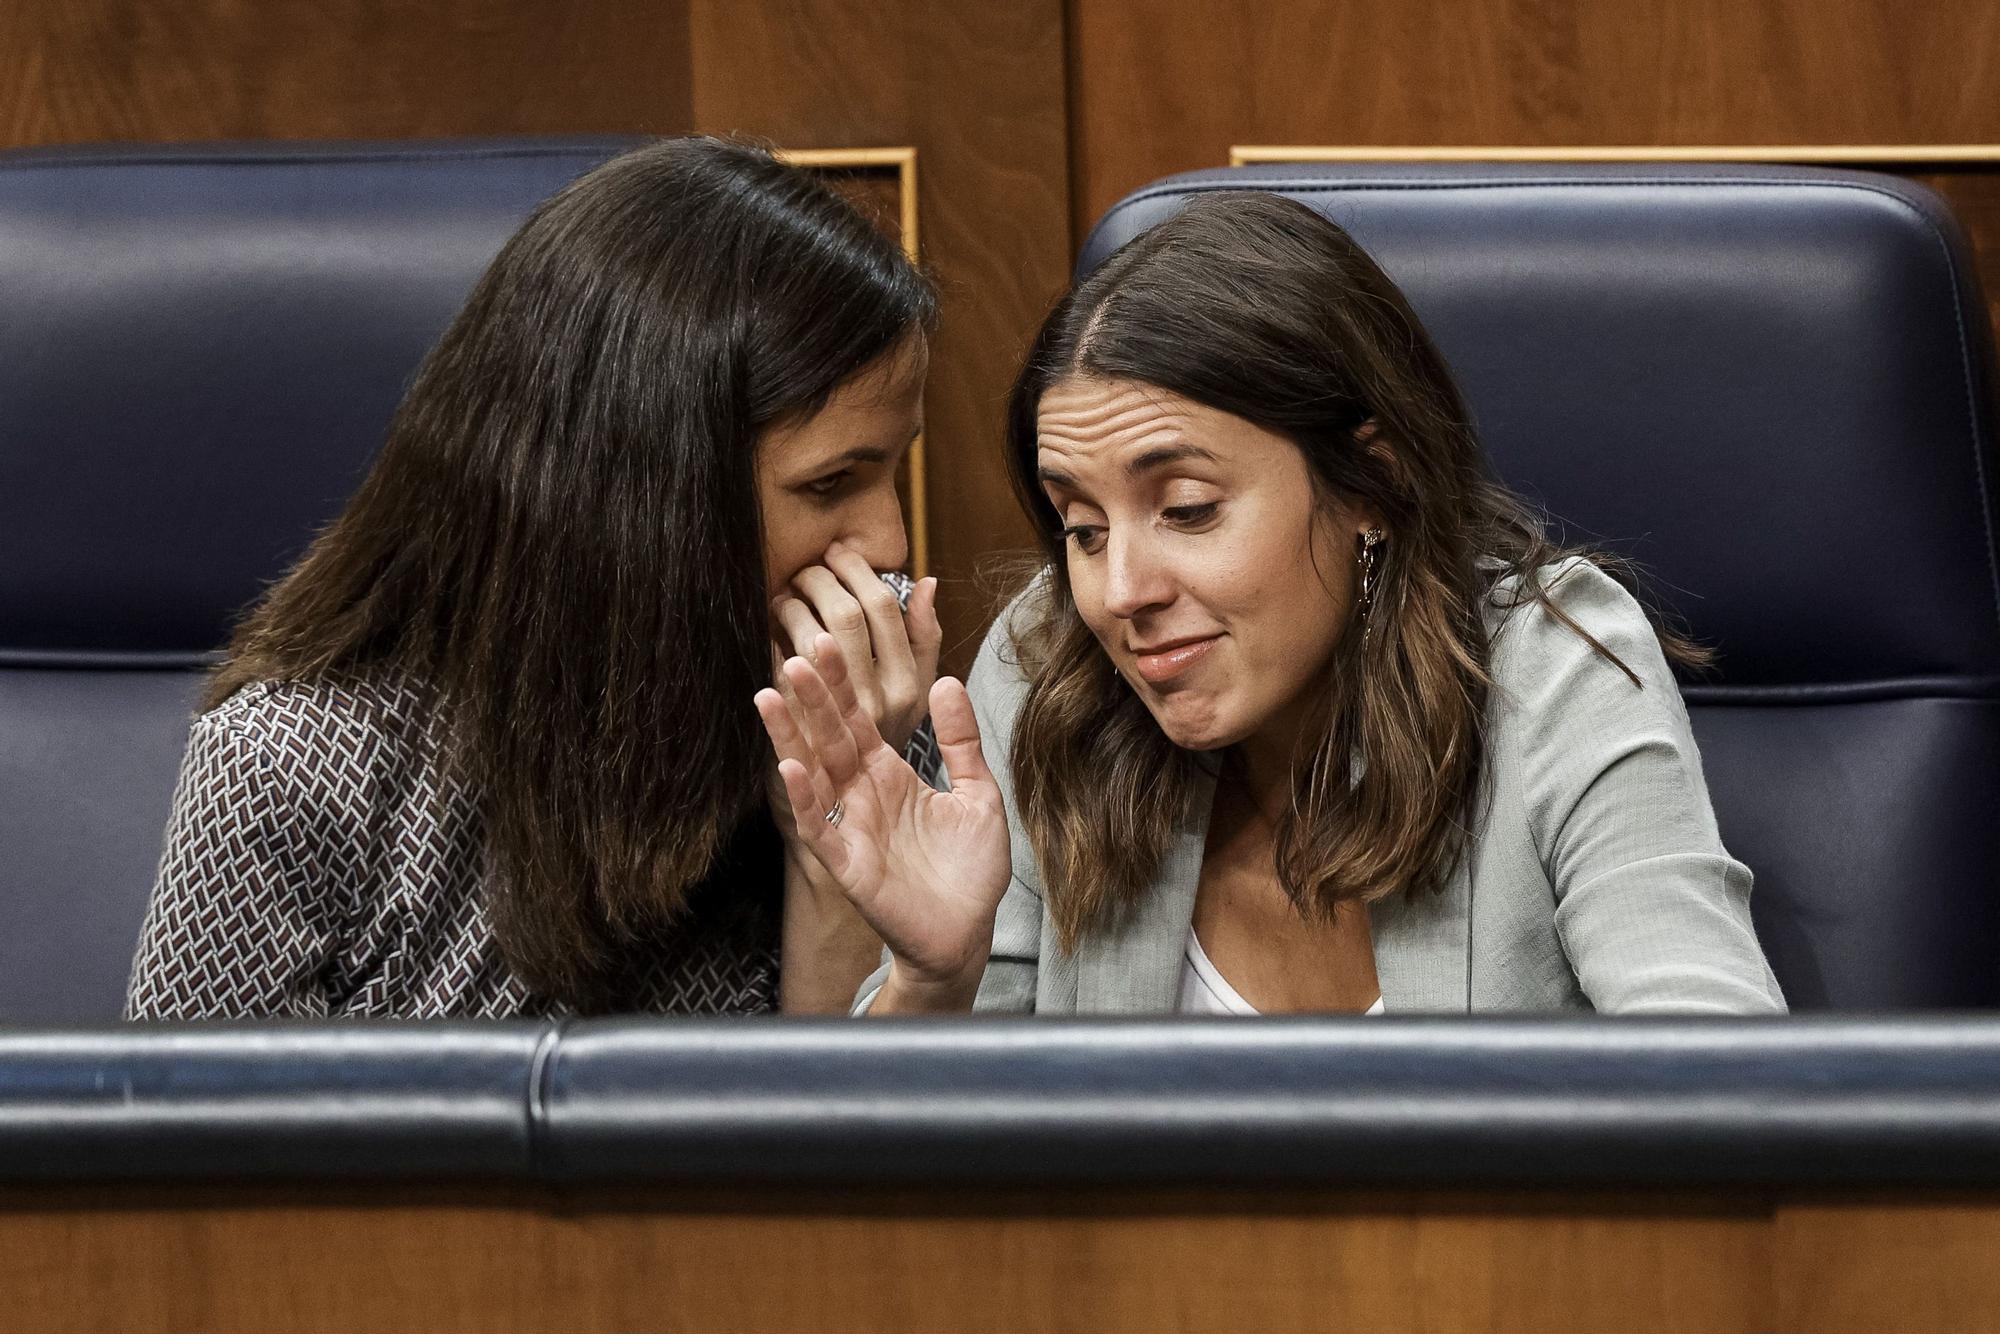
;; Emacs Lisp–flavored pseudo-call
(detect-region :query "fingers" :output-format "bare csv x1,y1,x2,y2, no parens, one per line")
909,576,942,690
781,640,874,786
790,557,884,710
754,686,837,817
803,633,888,754
775,758,849,876
927,676,996,796
824,544,920,696
771,596,829,669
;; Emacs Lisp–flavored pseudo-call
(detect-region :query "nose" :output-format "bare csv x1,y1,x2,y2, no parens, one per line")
841,480,911,574
1100,526,1175,621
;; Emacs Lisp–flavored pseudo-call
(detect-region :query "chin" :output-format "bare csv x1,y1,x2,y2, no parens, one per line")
1143,694,1252,753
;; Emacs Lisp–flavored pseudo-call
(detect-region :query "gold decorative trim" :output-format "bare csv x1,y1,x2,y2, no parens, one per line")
778,147,929,576
780,147,920,252
1232,144,2000,166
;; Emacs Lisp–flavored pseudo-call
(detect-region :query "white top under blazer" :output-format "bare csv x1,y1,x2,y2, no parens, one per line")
1176,928,1386,1016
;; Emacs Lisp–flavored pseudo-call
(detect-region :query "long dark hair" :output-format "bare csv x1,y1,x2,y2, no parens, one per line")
210,137,936,1004
1004,191,1701,950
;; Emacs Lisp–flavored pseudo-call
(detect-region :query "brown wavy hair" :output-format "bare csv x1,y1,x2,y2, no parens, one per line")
207,137,935,1006
1003,192,1703,951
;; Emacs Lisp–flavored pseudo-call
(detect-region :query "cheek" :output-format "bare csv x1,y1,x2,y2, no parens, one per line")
1218,505,1351,659
1261,526,1353,666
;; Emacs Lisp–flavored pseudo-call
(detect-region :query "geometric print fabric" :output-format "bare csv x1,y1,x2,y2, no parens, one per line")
126,660,945,1020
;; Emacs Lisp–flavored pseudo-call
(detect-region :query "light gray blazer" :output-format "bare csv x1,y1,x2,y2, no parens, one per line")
859,559,1786,1015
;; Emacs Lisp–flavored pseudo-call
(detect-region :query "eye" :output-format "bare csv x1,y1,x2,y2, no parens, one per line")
1060,523,1106,555
1163,502,1219,527
803,468,854,498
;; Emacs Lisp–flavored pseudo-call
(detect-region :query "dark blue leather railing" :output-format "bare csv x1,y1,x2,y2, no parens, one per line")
7,1018,2000,1187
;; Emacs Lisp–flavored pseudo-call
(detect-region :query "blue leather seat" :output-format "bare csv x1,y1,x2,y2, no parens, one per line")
1081,162,2000,1009
0,137,641,1022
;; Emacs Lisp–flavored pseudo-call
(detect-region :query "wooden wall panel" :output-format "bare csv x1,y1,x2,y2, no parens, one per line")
1778,1201,2000,1332
1069,0,2000,240
1915,171,2000,344
691,1,1070,667
14,1187,2000,1333
1,1,694,144
0,1189,1786,1334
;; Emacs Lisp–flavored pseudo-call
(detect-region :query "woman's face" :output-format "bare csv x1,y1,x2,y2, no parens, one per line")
756,335,928,593
1036,375,1369,755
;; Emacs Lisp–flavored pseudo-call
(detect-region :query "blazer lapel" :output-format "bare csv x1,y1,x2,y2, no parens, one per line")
1369,864,1473,1012
1076,765,1216,1013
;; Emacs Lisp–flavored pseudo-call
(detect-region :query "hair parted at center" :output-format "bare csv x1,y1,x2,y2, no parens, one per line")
206,137,936,1007
1002,192,1704,951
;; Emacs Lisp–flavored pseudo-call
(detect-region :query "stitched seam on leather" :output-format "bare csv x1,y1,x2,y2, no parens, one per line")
1683,679,2000,705
0,649,221,670
525,1018,566,1182
1084,177,2000,637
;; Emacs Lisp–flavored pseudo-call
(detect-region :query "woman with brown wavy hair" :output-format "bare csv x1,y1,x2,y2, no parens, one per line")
126,137,943,1019
763,191,1785,1015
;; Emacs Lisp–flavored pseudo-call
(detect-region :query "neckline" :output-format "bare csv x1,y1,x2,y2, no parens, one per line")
1185,927,1262,1016
1185,927,1385,1017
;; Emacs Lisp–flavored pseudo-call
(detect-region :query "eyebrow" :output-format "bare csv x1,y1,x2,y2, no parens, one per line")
1126,442,1220,475
826,445,892,469
817,427,922,473
1036,441,1220,490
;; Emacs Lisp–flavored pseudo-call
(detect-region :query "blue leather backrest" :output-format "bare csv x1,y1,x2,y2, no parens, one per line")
1080,163,2000,1008
0,138,642,1022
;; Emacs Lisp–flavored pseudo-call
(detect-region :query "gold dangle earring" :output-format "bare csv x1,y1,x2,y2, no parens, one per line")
1355,527,1386,639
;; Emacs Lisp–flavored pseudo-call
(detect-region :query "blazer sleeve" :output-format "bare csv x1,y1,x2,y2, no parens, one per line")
852,585,1045,1014
124,713,341,1019
1497,561,1787,1014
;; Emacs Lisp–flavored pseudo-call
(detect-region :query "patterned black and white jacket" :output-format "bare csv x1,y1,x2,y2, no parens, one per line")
126,668,942,1021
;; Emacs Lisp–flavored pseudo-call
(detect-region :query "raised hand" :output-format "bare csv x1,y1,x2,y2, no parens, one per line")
755,633,1010,1000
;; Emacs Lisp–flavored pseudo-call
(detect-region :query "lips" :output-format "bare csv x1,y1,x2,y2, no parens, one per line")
1131,634,1220,684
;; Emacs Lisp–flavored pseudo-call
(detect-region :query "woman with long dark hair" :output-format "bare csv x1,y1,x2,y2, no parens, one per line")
127,137,943,1018
763,192,1784,1015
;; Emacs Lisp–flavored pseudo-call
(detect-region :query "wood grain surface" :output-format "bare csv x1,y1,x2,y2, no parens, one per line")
1067,0,2000,238
1778,1199,2000,1332
1,0,695,144
0,1189,1760,1333
6,1187,1999,1332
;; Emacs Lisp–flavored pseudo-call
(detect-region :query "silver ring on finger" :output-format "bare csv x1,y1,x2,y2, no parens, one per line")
823,800,845,828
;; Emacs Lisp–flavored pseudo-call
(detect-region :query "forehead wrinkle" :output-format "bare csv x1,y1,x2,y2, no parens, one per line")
1037,403,1188,458
1038,380,1202,492
1038,386,1188,435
